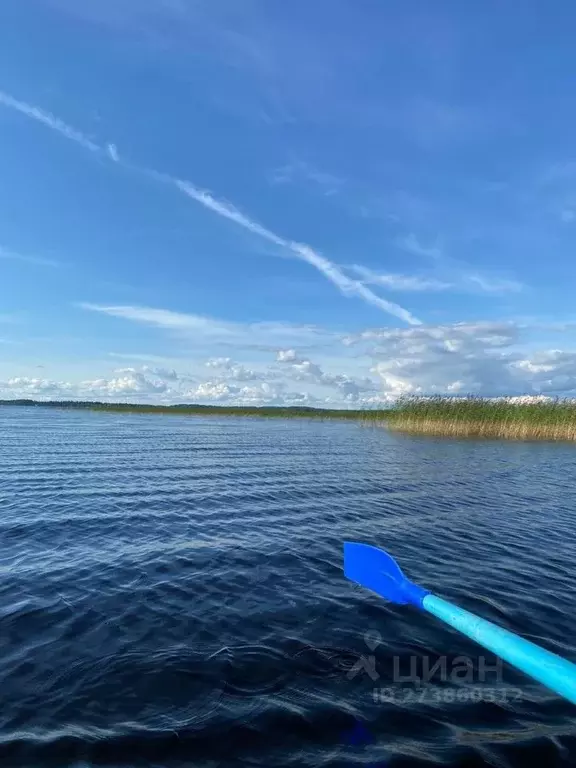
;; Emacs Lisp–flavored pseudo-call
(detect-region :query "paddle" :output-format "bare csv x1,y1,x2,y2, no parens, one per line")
343,542,576,705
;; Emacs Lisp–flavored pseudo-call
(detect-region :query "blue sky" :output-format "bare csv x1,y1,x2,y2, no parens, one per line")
2,1,576,405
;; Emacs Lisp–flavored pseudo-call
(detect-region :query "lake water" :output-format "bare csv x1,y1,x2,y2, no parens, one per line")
1,407,576,767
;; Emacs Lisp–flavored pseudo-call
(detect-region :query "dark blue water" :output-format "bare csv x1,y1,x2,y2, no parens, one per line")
2,407,576,767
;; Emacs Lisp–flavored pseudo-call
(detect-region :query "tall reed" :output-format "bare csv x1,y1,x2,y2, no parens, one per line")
386,396,576,440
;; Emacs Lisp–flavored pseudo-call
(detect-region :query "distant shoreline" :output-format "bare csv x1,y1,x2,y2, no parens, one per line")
0,399,388,420
2,397,576,441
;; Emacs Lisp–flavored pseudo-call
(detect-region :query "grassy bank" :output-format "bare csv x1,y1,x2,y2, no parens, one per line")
387,396,576,440
0,399,391,421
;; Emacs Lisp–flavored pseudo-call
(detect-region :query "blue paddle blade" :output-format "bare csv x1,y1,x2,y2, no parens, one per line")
343,542,429,608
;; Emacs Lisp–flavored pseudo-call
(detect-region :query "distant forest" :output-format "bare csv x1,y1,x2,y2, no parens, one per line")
0,399,381,419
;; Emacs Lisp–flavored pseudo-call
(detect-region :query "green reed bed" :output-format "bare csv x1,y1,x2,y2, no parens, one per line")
386,396,576,440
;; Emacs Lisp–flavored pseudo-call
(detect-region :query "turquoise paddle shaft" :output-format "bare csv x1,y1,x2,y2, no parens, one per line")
423,594,576,704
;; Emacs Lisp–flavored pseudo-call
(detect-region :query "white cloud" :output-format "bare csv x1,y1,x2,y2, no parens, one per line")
2,377,74,397
397,233,523,296
0,370,176,401
205,357,232,369
107,143,120,162
186,381,236,402
80,303,230,332
465,274,523,295
397,233,444,260
204,357,264,381
141,365,180,381
79,302,337,348
183,380,307,406
343,321,576,399
0,91,99,152
0,245,60,268
175,181,421,325
175,181,286,247
509,350,576,393
271,160,343,196
83,370,169,396
276,349,298,363
347,321,519,347
276,348,379,402
351,264,452,292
